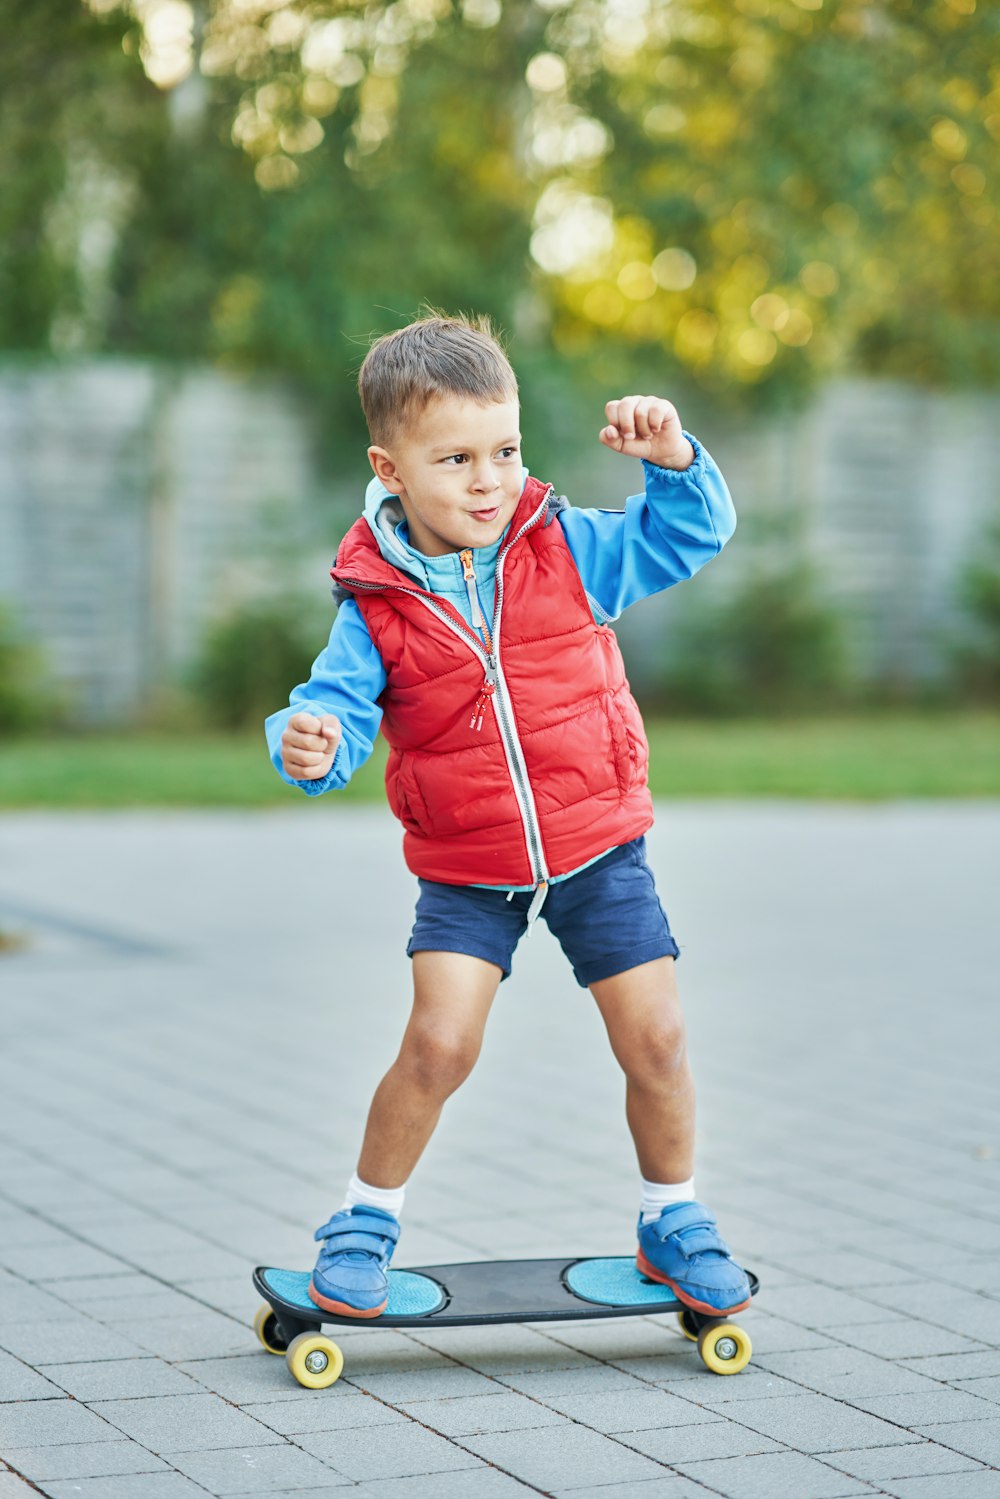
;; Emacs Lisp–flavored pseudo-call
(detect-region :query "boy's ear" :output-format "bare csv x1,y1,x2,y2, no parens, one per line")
368,446,402,494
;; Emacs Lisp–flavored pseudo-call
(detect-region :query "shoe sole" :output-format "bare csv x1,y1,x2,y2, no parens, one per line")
635,1249,752,1317
308,1280,387,1318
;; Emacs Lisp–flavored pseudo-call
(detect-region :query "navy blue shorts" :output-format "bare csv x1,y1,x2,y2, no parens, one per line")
406,836,680,987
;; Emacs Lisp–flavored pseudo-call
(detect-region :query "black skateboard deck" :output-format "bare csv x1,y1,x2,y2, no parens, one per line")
252,1256,759,1385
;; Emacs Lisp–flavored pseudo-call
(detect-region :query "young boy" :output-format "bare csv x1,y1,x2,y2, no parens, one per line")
265,313,750,1321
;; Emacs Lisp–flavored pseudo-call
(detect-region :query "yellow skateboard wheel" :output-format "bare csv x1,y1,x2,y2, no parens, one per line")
286,1331,345,1389
253,1304,286,1355
676,1309,699,1343
698,1321,752,1375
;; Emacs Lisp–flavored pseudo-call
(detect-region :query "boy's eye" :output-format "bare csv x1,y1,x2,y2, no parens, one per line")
498,447,518,459
442,454,469,465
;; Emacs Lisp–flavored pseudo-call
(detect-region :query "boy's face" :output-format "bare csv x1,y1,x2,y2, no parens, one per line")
368,395,523,558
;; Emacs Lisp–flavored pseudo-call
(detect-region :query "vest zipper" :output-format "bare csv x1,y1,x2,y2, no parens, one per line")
338,487,554,921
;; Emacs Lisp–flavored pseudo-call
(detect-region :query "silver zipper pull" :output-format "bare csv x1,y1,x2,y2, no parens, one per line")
469,658,498,732
459,549,485,630
525,880,549,931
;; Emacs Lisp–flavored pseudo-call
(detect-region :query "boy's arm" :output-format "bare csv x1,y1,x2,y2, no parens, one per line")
558,430,737,622
263,598,386,795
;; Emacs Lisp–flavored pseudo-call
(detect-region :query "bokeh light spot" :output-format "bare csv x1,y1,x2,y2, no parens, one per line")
526,52,567,92
618,262,658,300
800,260,839,296
652,247,697,290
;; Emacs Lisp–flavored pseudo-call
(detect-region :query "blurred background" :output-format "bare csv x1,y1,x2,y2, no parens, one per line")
1,0,998,804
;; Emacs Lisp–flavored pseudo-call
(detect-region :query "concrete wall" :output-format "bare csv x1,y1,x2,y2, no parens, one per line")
0,360,318,723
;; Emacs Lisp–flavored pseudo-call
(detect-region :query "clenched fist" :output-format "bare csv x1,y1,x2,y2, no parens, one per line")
599,396,694,470
281,711,342,781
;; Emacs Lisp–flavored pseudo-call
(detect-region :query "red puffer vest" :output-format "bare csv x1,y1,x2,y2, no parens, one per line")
330,477,653,887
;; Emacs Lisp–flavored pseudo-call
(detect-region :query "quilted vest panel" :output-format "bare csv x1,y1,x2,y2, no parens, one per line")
330,478,653,885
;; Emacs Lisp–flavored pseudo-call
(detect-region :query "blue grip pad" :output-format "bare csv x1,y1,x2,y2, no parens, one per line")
263,1267,445,1317
565,1257,682,1308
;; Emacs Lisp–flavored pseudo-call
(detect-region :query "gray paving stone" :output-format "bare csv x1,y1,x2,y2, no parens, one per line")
116,1311,253,1360
499,1364,648,1398
0,1283,73,1325
760,1283,909,1330
834,1320,985,1359
43,1358,202,1401
726,1311,836,1356
3,1243,133,1282
0,1441,169,1482
616,1420,782,1464
677,1449,875,1499
352,1470,535,1498
457,1423,670,1489
756,1347,947,1399
820,1440,989,1482
905,1351,1000,1382
673,1367,803,1402
169,1444,350,1493
878,1474,1000,1499
225,1491,353,1499
953,1375,1000,1403
919,1418,1000,1466
0,1476,37,1497
342,1363,500,1402
41,1476,211,1499
297,1421,486,1479
0,1399,118,1448
1,1318,147,1365
701,1391,922,1455
397,1390,565,1436
405,1323,600,1375
849,1387,999,1426
175,1353,311,1404
549,1480,712,1499
240,1393,408,1434
0,1349,63,1402
532,1387,719,1434
88,1392,277,1453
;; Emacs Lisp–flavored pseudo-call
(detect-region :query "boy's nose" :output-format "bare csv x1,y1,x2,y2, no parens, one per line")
471,465,500,493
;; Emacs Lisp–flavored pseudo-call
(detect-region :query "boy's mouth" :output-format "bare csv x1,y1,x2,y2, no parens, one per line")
469,506,501,522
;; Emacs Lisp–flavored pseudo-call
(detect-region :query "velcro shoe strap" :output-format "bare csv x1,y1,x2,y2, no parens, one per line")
674,1225,731,1259
318,1228,393,1256
314,1210,400,1246
648,1202,718,1239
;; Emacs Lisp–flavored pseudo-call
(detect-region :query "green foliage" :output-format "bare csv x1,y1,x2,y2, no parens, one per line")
3,0,997,447
660,562,848,715
191,597,329,731
953,519,1000,699
0,604,46,733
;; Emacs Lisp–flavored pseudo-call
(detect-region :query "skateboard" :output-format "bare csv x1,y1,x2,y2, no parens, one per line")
252,1257,759,1387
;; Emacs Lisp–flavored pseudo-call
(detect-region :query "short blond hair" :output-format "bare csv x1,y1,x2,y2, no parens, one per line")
359,312,518,447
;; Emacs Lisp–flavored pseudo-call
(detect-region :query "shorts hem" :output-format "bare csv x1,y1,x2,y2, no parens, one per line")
406,937,512,980
573,937,680,989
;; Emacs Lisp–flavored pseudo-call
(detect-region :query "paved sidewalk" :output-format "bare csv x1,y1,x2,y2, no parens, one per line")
1,803,998,1499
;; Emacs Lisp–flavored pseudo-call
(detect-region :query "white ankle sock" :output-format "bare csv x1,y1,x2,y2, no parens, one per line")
341,1172,406,1219
640,1176,695,1224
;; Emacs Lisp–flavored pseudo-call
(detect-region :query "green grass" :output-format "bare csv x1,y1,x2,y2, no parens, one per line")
1,711,997,807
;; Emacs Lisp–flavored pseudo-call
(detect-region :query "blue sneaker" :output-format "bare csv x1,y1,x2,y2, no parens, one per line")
636,1201,751,1316
308,1206,400,1319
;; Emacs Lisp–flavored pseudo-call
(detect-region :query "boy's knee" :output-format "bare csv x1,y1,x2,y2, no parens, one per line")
624,1017,688,1082
402,1025,480,1096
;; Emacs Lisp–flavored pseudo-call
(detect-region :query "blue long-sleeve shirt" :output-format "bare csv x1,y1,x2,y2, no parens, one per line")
265,433,735,807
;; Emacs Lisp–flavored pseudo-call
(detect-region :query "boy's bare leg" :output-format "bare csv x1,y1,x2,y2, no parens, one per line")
356,950,502,1189
589,956,695,1184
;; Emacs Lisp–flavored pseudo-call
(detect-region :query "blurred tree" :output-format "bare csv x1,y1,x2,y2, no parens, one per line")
2,0,997,429
537,0,999,403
